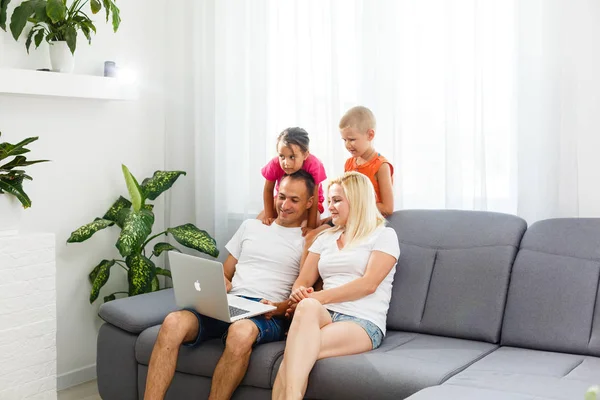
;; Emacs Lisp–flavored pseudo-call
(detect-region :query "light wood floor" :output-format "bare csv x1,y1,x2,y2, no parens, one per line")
57,380,101,400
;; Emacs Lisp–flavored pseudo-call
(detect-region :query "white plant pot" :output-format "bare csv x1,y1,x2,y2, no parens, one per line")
0,194,23,237
49,41,75,73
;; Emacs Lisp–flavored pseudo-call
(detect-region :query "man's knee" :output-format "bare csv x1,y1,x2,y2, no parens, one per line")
225,320,259,356
159,311,198,344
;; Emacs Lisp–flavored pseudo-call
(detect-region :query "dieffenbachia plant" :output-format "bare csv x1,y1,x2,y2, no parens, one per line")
67,165,219,304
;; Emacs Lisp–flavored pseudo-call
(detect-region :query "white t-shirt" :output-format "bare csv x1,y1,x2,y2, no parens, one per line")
226,219,304,302
309,226,400,334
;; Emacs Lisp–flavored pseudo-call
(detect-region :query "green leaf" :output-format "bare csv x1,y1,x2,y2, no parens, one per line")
89,259,114,303
0,136,37,161
152,242,181,257
88,259,114,284
155,267,171,279
168,224,219,258
116,208,154,257
126,254,155,296
25,27,35,53
46,0,66,23
90,0,100,13
110,2,119,32
32,0,49,23
67,218,114,243
9,0,35,40
102,196,131,223
115,207,130,228
0,174,31,208
122,165,144,212
0,155,49,170
0,0,11,31
151,276,159,292
34,28,44,47
64,24,76,54
141,171,186,201
103,294,116,303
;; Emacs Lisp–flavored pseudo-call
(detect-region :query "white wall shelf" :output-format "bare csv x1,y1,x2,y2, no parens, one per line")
0,68,138,100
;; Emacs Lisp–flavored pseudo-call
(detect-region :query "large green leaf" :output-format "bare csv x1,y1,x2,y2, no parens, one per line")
0,136,37,161
8,0,35,40
89,259,114,303
141,171,186,201
0,174,31,208
168,224,219,258
32,0,49,23
90,0,101,13
0,0,11,31
116,208,154,257
122,165,144,212
46,0,66,23
109,2,119,32
126,254,155,296
152,242,181,257
64,24,77,54
34,28,45,47
155,267,171,278
67,218,114,243
102,196,131,223
0,155,49,171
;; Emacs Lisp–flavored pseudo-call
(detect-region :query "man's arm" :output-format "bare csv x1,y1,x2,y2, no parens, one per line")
223,254,237,292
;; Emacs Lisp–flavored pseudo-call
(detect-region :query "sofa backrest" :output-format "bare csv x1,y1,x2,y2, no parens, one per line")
386,210,527,343
501,218,600,356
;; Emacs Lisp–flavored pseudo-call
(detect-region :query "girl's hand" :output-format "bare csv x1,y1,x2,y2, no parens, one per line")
289,286,314,303
262,216,276,225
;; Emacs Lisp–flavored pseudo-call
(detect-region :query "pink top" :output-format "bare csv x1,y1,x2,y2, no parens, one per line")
261,154,327,213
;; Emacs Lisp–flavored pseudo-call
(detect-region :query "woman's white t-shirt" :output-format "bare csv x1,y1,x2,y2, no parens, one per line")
309,225,400,334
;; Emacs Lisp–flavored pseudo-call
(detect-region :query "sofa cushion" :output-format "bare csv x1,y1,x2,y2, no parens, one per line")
135,325,285,389
298,331,497,400
443,347,600,400
501,218,600,355
386,210,526,343
405,385,540,400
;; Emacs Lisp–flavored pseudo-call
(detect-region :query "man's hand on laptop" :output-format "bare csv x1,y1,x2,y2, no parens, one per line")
259,299,288,320
224,277,232,292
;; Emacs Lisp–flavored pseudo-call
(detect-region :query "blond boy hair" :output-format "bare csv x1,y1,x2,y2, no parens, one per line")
339,106,377,133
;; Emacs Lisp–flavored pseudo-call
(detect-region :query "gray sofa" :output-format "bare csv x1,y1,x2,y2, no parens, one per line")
96,210,600,399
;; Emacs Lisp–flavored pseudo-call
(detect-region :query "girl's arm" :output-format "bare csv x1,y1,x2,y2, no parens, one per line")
376,163,394,216
289,252,321,303
310,250,396,304
262,180,277,224
306,185,320,229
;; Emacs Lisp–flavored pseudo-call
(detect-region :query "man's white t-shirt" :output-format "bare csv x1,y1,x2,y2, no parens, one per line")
226,219,304,303
309,225,400,334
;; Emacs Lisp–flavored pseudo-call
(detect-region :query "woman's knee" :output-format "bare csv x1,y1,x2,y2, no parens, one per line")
294,298,323,319
225,320,258,355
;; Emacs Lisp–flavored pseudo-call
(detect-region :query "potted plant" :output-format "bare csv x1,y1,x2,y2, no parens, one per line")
0,131,49,235
0,0,121,72
67,165,219,304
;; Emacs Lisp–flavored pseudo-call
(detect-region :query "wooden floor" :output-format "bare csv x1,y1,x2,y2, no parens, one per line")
57,380,101,400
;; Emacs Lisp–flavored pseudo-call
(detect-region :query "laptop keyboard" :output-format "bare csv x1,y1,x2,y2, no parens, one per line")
229,305,250,318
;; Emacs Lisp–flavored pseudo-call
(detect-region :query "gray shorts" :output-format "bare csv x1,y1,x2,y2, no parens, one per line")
328,310,384,349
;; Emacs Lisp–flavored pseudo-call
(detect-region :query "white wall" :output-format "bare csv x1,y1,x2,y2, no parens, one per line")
0,0,168,388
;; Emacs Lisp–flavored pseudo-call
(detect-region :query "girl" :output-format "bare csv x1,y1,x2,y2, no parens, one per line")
259,127,326,230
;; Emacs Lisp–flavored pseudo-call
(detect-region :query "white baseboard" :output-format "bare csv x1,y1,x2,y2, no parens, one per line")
57,364,97,391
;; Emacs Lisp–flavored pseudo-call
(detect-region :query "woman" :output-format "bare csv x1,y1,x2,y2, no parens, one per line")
272,171,400,400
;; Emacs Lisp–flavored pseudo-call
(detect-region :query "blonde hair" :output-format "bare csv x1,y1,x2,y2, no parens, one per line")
326,171,386,248
339,106,376,134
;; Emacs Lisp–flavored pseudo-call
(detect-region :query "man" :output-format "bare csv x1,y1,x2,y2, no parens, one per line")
144,170,315,400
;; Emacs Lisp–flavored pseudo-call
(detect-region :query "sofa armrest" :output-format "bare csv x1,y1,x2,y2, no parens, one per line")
98,289,179,334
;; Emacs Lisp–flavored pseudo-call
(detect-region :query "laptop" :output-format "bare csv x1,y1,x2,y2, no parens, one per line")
169,252,276,323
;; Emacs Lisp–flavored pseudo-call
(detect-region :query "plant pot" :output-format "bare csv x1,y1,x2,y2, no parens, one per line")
49,41,75,73
0,194,23,237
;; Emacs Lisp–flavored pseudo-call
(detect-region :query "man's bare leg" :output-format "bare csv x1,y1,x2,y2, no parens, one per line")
208,319,259,400
144,311,200,400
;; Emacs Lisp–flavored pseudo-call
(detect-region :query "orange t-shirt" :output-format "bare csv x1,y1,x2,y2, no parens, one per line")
344,154,394,203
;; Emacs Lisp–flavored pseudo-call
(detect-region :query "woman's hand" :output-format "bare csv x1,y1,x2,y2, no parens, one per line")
289,286,314,304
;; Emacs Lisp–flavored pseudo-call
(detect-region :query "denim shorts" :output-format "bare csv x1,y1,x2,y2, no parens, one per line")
182,296,289,348
328,310,384,349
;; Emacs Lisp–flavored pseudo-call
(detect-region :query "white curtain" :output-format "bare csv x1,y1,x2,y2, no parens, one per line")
165,0,600,255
